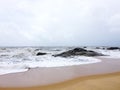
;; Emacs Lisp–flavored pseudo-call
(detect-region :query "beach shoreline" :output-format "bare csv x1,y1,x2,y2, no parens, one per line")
0,57,120,90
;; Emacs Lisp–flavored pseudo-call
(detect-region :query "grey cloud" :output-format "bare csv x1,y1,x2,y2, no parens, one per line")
0,0,120,46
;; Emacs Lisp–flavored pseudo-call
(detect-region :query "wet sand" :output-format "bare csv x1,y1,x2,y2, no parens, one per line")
0,57,120,90
1,72,120,90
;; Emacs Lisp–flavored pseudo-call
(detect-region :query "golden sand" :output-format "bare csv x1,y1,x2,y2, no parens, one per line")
1,72,120,90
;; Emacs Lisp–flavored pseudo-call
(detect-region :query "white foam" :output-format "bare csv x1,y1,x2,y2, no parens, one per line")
0,69,28,75
95,49,120,58
0,48,101,75
25,56,101,68
85,47,120,58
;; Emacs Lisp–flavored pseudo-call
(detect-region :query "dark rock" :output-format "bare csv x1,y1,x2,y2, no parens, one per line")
83,46,87,48
107,47,120,50
95,47,100,49
53,48,104,57
72,48,87,52
102,47,106,50
36,52,47,56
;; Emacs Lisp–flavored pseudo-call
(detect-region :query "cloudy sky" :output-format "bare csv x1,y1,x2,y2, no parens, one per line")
0,0,120,46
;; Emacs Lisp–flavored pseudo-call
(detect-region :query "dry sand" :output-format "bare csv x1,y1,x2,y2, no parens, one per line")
0,57,120,90
1,72,120,90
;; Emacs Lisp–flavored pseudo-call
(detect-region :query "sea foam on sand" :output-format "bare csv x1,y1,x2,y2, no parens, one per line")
0,55,101,75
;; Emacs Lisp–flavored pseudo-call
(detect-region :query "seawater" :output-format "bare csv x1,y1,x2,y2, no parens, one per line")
0,47,119,75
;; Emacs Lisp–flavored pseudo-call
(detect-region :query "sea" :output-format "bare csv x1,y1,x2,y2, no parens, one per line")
0,46,120,75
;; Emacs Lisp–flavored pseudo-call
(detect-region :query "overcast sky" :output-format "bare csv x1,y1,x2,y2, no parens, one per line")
0,0,120,46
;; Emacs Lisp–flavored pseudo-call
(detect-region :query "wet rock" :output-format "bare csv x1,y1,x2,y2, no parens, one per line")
95,47,106,50
53,48,103,57
107,47,120,50
83,46,87,48
102,47,106,50
95,47,101,49
72,48,87,52
36,52,47,56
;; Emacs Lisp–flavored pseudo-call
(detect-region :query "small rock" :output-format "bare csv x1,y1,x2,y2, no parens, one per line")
95,47,100,49
83,46,87,48
107,47,120,50
36,52,47,56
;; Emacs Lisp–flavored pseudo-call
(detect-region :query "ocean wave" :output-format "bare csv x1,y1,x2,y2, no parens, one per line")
0,47,119,75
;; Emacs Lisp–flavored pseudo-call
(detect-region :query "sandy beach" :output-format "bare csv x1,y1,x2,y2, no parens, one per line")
0,57,120,90
0,0,120,89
